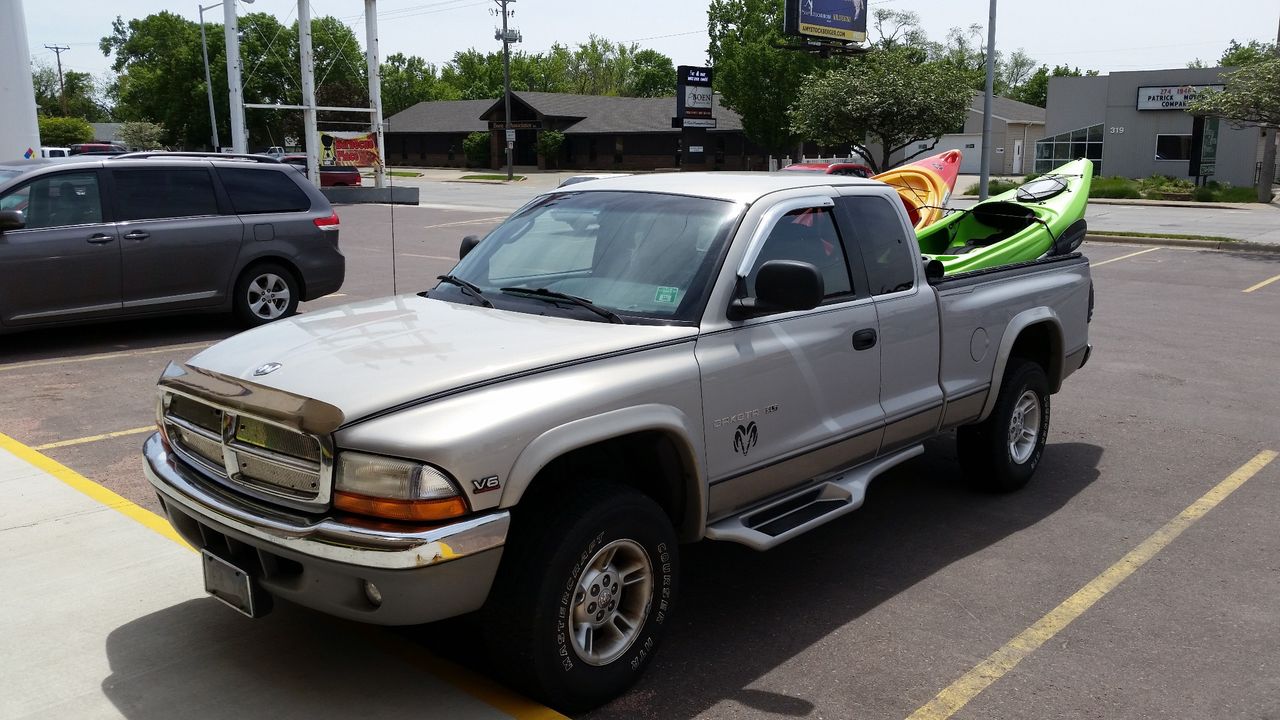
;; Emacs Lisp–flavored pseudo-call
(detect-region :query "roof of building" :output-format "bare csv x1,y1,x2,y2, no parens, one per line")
970,93,1046,124
386,92,745,135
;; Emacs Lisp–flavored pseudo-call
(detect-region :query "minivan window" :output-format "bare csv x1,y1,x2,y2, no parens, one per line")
836,196,915,295
217,168,311,214
0,172,103,229
113,168,219,220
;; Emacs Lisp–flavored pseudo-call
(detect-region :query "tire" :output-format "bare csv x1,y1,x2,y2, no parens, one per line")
233,263,300,327
957,359,1051,493
483,482,679,712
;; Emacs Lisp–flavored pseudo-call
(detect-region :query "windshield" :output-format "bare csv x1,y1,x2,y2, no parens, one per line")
440,191,741,323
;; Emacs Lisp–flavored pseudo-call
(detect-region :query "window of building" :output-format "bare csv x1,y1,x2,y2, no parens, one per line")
1155,134,1193,161
113,168,219,220
614,138,624,165
1033,124,1104,176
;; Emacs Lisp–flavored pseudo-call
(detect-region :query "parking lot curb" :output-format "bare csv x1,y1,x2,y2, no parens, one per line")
1087,234,1280,254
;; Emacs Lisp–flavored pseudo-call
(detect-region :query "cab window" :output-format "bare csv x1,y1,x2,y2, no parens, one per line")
747,207,853,299
836,196,915,295
0,172,103,229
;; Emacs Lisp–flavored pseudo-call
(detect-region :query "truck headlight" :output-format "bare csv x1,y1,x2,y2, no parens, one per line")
334,451,469,522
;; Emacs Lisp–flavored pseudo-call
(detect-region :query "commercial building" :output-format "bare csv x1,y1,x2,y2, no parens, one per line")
1039,67,1264,186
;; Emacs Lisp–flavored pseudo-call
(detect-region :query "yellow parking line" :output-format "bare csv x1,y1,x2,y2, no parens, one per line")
1091,247,1160,267
906,449,1278,720
0,341,211,372
1242,272,1280,294
0,430,567,720
33,426,155,451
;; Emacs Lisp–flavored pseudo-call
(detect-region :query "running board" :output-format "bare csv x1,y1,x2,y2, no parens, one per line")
704,444,924,551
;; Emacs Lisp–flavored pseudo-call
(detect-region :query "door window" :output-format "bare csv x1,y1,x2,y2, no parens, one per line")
112,168,219,220
217,168,311,214
0,172,103,229
747,207,853,299
836,196,915,295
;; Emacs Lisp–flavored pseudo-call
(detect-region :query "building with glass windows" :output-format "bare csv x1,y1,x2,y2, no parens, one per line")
1038,67,1264,186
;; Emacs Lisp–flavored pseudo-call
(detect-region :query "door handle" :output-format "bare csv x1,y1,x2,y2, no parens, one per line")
123,230,150,241
86,233,115,244
852,328,878,351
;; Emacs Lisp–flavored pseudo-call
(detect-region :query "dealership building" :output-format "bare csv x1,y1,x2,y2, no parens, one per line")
1038,67,1265,186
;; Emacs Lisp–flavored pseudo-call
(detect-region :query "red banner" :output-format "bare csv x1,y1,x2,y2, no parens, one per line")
319,131,381,167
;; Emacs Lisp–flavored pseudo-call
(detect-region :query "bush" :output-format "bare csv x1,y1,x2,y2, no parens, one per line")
1090,177,1142,199
462,131,490,167
962,179,1019,196
536,130,564,168
1218,185,1259,202
38,116,94,147
1191,186,1215,202
117,121,166,150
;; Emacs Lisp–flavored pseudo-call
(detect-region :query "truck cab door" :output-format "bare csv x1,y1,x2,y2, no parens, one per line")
697,198,884,521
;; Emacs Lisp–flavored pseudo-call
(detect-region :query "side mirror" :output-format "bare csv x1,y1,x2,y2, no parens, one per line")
730,260,824,320
0,209,25,232
459,234,481,260
923,258,945,284
1049,219,1087,257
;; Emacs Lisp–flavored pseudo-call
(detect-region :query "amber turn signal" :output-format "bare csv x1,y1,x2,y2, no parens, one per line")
334,490,469,522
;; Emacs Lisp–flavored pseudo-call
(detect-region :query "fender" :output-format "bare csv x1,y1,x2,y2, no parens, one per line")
978,307,1064,422
501,403,708,541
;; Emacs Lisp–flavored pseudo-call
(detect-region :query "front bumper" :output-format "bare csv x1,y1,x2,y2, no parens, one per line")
143,432,507,625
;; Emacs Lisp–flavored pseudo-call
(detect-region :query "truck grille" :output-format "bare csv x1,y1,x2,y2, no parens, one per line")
163,391,330,510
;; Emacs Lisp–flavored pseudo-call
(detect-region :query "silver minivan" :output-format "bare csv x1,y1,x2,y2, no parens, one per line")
0,154,345,333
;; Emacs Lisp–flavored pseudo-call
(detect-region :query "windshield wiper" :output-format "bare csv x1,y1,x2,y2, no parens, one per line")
436,274,493,308
499,286,624,324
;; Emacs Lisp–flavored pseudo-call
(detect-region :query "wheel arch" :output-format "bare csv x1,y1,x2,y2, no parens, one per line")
234,255,307,299
979,309,1064,422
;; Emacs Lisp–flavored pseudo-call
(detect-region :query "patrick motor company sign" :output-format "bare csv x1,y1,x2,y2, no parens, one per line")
1136,84,1224,111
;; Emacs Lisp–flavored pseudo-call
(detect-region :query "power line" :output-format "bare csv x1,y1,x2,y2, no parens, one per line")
44,44,70,115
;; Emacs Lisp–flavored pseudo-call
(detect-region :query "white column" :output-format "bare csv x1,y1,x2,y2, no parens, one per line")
365,0,387,188
0,0,42,161
299,0,319,185
224,1,248,153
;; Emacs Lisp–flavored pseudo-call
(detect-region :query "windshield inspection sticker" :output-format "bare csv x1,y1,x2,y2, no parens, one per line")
654,286,680,304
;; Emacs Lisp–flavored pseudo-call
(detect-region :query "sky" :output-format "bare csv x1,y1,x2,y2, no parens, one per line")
23,0,1280,86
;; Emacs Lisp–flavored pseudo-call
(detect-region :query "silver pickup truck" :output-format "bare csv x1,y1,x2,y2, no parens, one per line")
143,173,1092,711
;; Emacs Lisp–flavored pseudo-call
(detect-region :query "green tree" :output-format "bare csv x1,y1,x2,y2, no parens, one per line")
1189,39,1278,68
31,63,110,121
381,53,452,117
441,49,504,100
1188,59,1280,202
38,116,94,146
708,0,823,155
537,130,565,168
788,48,973,172
101,12,210,146
1009,64,1097,108
117,120,166,149
625,49,676,97
463,130,490,167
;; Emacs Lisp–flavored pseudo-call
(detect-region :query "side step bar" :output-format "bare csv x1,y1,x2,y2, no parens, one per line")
704,444,924,551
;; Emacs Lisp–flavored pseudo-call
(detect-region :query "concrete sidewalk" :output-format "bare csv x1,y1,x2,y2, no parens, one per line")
0,436,551,720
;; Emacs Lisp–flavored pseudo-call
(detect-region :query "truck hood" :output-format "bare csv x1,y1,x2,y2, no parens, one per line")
187,295,697,423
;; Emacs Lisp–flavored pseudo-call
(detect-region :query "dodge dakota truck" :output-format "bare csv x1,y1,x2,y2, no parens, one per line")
143,172,1093,711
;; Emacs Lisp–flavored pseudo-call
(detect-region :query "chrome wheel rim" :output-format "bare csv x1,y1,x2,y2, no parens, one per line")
247,273,291,320
1007,390,1042,464
569,538,654,666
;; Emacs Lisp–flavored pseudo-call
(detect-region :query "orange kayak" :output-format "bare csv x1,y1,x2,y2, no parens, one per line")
873,150,963,230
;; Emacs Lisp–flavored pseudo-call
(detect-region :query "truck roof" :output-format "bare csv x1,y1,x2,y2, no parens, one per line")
557,171,882,204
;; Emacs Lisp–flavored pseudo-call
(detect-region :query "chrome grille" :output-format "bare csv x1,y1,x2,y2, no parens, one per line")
162,391,331,510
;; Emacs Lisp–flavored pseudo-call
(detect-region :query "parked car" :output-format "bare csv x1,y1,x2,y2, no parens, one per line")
280,155,363,186
263,146,286,159
69,143,127,155
0,153,344,333
41,147,70,158
781,161,874,178
142,172,1092,711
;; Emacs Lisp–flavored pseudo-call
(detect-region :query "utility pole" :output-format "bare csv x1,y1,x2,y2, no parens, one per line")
493,0,519,180
197,4,221,150
978,0,997,200
365,0,387,188
44,44,69,115
223,0,249,153
299,0,318,184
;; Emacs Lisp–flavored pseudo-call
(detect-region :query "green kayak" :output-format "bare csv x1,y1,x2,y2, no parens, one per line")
918,159,1094,275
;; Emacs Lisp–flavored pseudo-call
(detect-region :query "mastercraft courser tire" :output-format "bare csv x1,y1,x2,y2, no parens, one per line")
957,359,1051,493
483,482,679,713
233,262,300,327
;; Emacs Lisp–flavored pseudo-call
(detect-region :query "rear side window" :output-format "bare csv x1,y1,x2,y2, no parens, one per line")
836,196,916,295
112,168,219,220
217,168,311,214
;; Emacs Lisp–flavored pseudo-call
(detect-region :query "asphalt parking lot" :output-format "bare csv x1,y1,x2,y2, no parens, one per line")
3,202,1279,719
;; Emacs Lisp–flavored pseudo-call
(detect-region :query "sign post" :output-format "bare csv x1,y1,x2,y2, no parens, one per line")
674,65,714,170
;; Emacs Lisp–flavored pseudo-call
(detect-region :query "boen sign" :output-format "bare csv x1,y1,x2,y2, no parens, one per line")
1136,84,1224,111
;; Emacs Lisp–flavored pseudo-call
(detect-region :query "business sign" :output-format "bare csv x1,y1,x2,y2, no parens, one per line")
681,66,712,86
319,131,381,167
1189,115,1220,177
683,85,714,118
679,118,717,128
1136,84,1224,111
784,0,868,43
488,120,542,130
676,65,715,121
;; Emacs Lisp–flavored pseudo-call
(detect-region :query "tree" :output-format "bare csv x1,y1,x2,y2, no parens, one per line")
463,131,490,167
789,48,972,172
708,0,823,155
31,62,110,121
117,121,166,149
101,12,211,147
1189,39,1278,68
382,53,452,117
1009,64,1097,108
999,49,1038,97
1188,59,1280,202
537,130,565,168
38,116,94,146
625,49,676,98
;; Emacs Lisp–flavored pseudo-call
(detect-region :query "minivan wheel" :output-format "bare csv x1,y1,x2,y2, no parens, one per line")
234,263,299,326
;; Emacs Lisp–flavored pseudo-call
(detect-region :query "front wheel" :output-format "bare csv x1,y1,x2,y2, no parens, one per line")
957,359,1051,492
484,483,678,712
233,263,300,327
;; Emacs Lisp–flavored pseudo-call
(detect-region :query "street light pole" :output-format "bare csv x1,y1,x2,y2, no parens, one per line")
198,3,221,150
978,0,997,200
223,0,249,152
497,0,516,180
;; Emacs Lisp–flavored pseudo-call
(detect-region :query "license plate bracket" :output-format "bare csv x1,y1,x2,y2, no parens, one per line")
202,549,268,618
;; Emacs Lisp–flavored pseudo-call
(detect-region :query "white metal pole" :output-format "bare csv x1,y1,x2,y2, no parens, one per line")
365,0,386,188
0,0,41,161
299,0,319,185
978,0,997,200
223,0,248,152
199,4,221,150
501,0,513,179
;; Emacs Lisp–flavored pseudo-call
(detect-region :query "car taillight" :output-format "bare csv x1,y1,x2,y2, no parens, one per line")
314,211,340,228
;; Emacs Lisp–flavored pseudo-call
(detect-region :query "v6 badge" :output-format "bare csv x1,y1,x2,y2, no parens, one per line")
471,476,501,493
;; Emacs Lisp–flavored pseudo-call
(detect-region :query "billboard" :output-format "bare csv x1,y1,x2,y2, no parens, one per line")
318,131,381,167
784,0,868,43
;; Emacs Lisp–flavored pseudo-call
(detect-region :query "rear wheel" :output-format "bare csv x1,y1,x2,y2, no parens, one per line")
957,359,1050,492
233,263,299,327
484,482,678,712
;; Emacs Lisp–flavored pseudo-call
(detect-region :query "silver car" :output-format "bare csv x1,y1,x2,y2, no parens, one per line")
0,153,344,333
